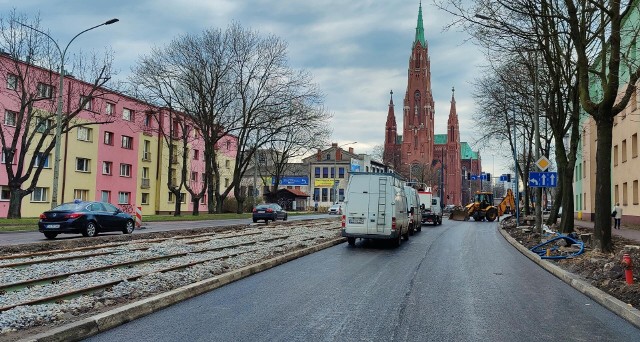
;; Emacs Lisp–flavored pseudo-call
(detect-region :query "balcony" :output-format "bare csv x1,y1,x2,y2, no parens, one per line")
141,178,150,189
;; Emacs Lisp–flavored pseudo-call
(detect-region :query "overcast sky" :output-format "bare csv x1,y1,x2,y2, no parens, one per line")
4,1,511,175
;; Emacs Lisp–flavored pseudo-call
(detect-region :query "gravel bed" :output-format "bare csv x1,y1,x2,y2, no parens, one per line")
0,222,339,335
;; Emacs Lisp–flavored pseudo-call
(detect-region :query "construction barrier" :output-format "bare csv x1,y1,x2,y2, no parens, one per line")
135,206,142,228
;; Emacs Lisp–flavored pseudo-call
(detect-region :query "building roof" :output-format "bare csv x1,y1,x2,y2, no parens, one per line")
460,142,478,160
414,3,426,47
279,188,309,197
434,134,447,145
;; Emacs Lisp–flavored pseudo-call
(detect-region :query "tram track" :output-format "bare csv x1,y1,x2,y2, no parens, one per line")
0,219,342,335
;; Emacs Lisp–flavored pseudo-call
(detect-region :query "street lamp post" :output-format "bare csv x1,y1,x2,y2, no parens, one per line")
16,19,119,209
333,142,356,204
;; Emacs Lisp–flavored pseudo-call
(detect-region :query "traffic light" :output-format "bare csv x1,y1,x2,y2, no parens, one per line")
506,174,511,182
466,172,471,180
486,173,491,180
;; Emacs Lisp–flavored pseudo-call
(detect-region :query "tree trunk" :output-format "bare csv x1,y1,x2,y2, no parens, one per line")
192,198,200,216
7,187,24,219
173,193,182,216
593,118,614,252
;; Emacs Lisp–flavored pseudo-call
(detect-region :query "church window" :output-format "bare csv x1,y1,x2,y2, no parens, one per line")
414,53,420,69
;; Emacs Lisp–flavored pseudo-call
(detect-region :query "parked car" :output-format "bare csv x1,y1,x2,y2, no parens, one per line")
252,203,288,223
443,204,456,213
328,203,343,215
38,200,135,239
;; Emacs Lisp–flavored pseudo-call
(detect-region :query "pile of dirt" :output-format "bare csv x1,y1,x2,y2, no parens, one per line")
501,216,640,308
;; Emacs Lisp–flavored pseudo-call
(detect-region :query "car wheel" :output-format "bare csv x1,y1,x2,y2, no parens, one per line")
347,237,356,246
392,231,402,247
83,221,98,237
265,219,269,225
283,214,288,221
122,220,135,234
44,232,58,240
253,218,258,223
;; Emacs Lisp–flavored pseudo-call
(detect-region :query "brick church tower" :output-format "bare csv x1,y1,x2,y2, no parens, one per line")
444,88,462,205
383,3,435,170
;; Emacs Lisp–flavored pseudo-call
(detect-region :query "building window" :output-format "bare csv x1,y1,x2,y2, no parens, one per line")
102,161,112,175
77,127,92,142
622,139,628,163
634,180,639,205
143,140,151,160
119,163,132,177
118,191,131,204
180,193,186,203
225,178,229,187
101,190,111,203
80,96,92,111
1,149,15,164
76,158,90,172
321,188,328,202
35,118,53,133
330,167,335,179
141,193,149,205
583,161,586,179
623,182,628,206
33,153,50,168
122,108,133,121
105,102,114,116
323,167,329,178
314,167,320,178
104,131,114,145
6,73,17,90
37,82,54,98
614,145,619,166
121,135,133,149
168,192,175,203
30,187,48,202
313,188,319,201
615,184,619,204
633,133,638,159
225,160,230,168
191,172,198,182
339,167,345,178
0,186,9,201
144,114,152,127
74,189,89,201
226,140,231,150
4,110,17,126
194,149,199,160
339,189,345,202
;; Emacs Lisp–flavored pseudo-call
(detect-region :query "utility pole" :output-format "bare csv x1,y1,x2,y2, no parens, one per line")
534,54,543,234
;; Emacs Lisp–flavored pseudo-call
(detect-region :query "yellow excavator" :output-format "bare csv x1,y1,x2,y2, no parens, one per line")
449,189,516,222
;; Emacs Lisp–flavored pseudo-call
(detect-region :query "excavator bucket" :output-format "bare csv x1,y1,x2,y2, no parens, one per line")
449,206,470,221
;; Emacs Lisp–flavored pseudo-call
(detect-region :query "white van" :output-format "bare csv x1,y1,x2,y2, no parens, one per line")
404,185,421,234
341,172,410,247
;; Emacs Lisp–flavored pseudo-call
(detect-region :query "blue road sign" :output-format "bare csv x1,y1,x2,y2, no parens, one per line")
499,174,508,182
528,172,558,187
470,175,479,180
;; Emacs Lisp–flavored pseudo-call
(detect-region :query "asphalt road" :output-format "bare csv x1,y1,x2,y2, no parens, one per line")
85,218,640,342
0,214,332,246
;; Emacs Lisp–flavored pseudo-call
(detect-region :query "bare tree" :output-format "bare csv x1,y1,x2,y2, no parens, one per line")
0,11,115,218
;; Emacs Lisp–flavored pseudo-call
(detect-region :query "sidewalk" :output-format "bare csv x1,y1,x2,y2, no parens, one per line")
574,219,640,243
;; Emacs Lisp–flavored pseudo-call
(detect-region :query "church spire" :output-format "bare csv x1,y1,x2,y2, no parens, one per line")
448,86,459,143
386,90,396,126
415,2,426,47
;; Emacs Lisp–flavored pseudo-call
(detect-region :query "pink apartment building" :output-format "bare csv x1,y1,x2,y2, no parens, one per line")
0,53,235,217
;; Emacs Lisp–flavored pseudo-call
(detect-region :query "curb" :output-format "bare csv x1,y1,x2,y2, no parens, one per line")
19,237,346,342
498,227,640,328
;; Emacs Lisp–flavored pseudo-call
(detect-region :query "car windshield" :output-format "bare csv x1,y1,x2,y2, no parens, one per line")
53,203,86,211
256,205,271,210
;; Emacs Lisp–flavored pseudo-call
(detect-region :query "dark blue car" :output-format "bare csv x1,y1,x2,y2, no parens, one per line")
38,200,135,239
252,203,288,224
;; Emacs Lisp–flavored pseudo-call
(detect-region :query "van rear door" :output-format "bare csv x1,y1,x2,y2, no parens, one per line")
345,175,370,235
368,176,389,235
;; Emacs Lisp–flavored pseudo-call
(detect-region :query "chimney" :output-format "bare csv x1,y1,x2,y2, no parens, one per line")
316,149,321,161
336,148,342,161
348,147,354,154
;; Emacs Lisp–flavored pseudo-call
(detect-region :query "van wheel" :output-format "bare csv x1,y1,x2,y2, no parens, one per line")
392,232,402,247
416,225,422,232
347,237,356,246
403,228,409,241
409,226,415,236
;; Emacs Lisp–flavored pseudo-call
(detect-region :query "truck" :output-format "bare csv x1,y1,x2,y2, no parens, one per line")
341,172,410,247
418,189,443,225
404,185,421,234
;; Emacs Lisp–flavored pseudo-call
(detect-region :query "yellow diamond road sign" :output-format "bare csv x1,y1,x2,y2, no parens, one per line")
536,156,551,171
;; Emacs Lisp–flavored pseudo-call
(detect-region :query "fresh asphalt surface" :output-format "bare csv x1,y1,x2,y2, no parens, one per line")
86,218,640,342
0,214,331,246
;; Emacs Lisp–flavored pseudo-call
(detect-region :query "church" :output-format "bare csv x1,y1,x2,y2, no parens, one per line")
383,3,482,206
